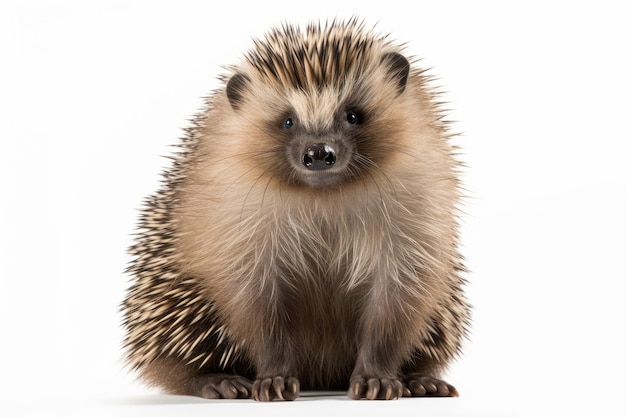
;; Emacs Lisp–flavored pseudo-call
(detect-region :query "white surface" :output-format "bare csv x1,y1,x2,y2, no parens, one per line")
1,1,625,416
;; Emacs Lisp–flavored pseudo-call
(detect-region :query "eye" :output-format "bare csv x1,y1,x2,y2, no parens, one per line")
284,117,295,129
346,110,360,125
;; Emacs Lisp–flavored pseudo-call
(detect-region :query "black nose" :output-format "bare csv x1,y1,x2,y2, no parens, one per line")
302,143,336,170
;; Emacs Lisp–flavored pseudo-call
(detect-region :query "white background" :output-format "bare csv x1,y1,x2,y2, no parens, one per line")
1,1,625,416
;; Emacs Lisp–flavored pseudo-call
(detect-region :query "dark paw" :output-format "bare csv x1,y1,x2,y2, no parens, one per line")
195,374,253,399
403,374,459,397
348,375,404,400
252,376,300,401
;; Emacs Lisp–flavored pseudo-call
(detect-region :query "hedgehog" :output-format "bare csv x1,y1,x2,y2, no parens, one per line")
122,18,471,401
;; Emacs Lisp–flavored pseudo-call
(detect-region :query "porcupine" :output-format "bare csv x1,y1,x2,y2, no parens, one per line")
122,18,470,401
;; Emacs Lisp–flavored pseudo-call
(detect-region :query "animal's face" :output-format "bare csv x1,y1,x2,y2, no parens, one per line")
225,52,411,189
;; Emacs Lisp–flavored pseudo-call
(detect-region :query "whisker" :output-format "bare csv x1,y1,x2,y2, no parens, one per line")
352,153,399,216
239,165,275,226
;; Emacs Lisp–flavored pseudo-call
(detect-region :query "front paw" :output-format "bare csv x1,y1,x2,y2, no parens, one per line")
252,376,300,401
348,375,404,400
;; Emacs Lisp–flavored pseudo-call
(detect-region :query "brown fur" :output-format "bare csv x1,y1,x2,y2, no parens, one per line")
122,18,470,401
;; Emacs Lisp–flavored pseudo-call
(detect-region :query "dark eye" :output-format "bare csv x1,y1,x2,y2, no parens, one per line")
346,111,359,125
284,117,294,129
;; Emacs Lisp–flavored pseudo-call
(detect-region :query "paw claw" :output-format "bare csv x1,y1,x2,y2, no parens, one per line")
367,378,380,400
218,380,238,399
272,376,285,400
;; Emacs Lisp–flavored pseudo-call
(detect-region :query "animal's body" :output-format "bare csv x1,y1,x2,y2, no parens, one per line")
123,19,470,401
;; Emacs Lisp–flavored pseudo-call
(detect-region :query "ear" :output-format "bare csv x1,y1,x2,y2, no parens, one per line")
381,52,410,95
226,73,250,110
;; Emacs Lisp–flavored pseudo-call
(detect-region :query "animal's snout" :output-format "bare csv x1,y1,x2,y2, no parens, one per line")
302,143,336,170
